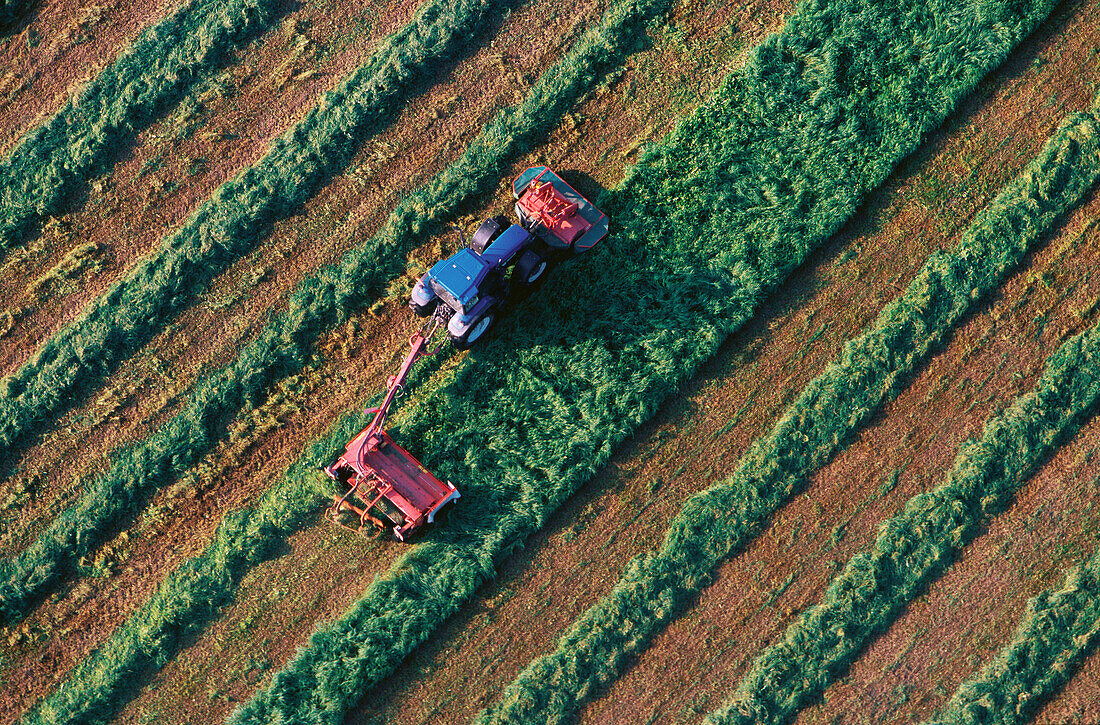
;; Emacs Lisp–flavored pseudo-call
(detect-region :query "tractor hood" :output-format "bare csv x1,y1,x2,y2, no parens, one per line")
428,248,488,310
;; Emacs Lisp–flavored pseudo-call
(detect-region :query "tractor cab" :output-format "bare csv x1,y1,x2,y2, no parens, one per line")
409,166,607,350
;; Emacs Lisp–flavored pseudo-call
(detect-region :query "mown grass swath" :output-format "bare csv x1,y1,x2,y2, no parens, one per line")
477,93,1100,725
0,0,278,256
18,2,666,722
0,0,510,461
231,0,1060,723
927,547,1100,725
0,0,513,622
706,312,1100,725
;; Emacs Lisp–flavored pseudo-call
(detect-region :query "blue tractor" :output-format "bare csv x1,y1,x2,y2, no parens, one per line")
408,166,608,348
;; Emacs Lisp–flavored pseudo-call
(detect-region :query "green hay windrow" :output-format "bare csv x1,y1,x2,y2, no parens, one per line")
232,0,1061,723
0,0,278,255
17,1,667,722
481,82,1100,725
927,547,1100,725
709,288,1100,725
0,0,508,457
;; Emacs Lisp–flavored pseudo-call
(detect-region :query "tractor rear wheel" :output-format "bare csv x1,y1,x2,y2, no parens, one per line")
471,216,509,254
516,250,547,285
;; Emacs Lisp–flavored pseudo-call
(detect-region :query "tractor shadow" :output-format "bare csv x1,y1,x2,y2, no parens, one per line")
0,0,41,38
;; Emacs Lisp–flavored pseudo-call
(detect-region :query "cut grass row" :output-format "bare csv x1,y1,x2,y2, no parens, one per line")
18,1,668,722
231,0,1061,723
707,281,1100,725
927,546,1100,725
476,84,1100,725
0,0,514,623
0,0,510,459
0,0,278,258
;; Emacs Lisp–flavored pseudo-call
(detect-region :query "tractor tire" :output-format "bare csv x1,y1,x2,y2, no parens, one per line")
409,297,438,317
471,216,509,255
515,250,548,285
451,311,495,350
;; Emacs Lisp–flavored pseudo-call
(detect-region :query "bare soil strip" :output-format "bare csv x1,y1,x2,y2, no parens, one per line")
0,0,408,378
800,409,1100,723
318,3,1100,722
0,0,180,156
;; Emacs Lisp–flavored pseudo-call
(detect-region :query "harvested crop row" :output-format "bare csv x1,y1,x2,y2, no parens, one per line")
355,7,1100,719
19,1,664,721
0,0,278,258
0,0,185,161
477,85,1100,725
927,546,1100,725
232,0,1060,723
0,0,511,457
0,0,402,381
707,297,1100,724
103,5,771,722
0,0,512,623
0,0,510,459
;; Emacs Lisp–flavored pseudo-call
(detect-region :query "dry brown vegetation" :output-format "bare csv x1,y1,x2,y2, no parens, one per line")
1,0,1099,722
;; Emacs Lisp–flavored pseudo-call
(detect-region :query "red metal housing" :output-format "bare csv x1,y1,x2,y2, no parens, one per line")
323,333,459,541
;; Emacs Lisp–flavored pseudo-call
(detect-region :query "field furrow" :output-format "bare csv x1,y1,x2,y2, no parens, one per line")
1036,622,1100,722
221,0,1063,722
0,0,283,266
919,477,1100,725
0,0,181,156
3,0,1096,720
0,0,408,379
345,3,1100,721
103,4,768,723
800,365,1100,725
2,0,674,719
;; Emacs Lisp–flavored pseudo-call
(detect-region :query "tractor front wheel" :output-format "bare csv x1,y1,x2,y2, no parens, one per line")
409,297,438,317
452,312,494,350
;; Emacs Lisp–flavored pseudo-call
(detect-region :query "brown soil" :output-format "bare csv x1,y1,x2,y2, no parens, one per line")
0,0,746,719
0,0,419,557
0,0,181,156
800,407,1100,723
98,2,790,723
324,2,1099,723
0,0,417,378
3,0,1099,723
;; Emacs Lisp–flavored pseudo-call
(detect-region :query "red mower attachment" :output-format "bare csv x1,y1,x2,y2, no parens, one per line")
323,327,459,541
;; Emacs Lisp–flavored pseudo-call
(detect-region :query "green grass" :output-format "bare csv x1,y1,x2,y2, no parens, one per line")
0,0,512,459
222,1,1064,723
0,0,279,257
478,69,1098,725
16,1,671,722
711,311,1100,724
0,0,518,625
927,552,1100,723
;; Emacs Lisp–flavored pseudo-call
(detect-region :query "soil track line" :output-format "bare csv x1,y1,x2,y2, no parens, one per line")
0,0,409,378
228,0,1063,722
340,4,1100,721
4,0,655,721
0,0,180,156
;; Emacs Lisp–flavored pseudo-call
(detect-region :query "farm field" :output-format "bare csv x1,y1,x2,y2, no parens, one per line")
0,0,1099,723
